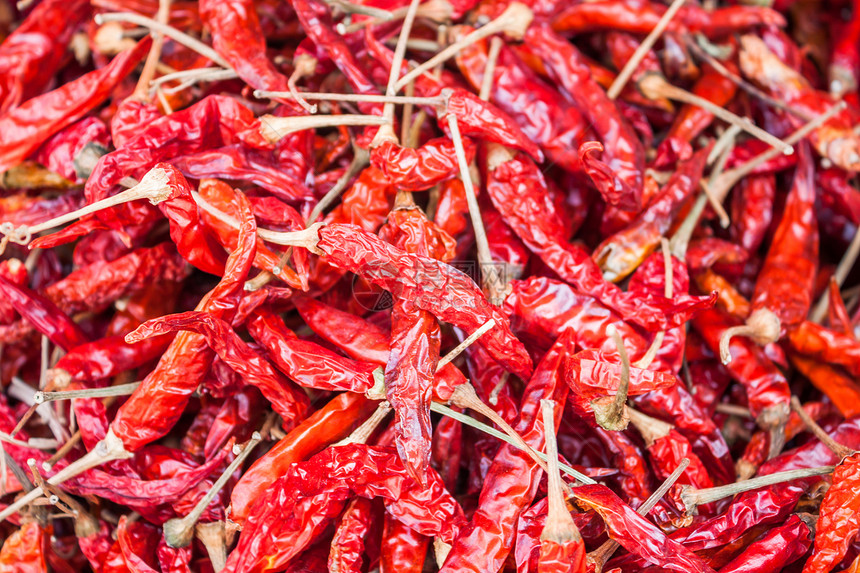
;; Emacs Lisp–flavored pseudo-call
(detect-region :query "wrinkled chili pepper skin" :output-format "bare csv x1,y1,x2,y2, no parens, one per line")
317,223,533,380
248,309,379,393
126,310,311,425
380,514,429,573
329,497,375,572
0,272,88,351
440,332,570,573
803,453,860,573
717,514,813,573
574,484,716,573
231,392,376,523
0,38,150,173
226,445,465,573
592,146,709,282
0,521,47,573
110,190,256,451
692,308,790,424
675,419,860,553
788,320,860,378
371,137,476,192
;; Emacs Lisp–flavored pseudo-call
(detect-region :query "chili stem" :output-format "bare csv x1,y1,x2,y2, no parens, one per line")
714,403,754,418
164,433,261,548
258,114,390,144
540,399,580,543
719,307,781,365
626,407,673,446
381,0,422,133
0,429,131,523
790,396,856,459
810,223,860,322
287,55,319,113
449,115,500,302
639,74,793,154
253,90,444,107
34,382,141,404
43,430,82,470
709,101,847,203
133,0,172,99
429,401,595,484
325,0,393,19
437,319,496,369
196,522,227,573
0,168,172,251
479,37,503,101
607,0,687,99
680,465,834,511
335,401,393,446
95,12,230,69
591,324,630,431
394,3,533,91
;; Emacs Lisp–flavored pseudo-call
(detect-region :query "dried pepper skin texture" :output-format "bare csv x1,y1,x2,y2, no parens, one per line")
0,522,47,573
110,191,257,451
0,38,151,173
440,332,570,573
371,137,476,192
803,453,860,573
718,514,813,573
317,223,533,381
225,445,465,573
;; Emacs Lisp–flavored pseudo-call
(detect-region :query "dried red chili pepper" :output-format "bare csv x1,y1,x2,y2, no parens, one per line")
380,514,429,573
317,223,533,380
329,497,376,572
110,189,257,451
0,38,150,173
804,453,860,572
371,137,476,192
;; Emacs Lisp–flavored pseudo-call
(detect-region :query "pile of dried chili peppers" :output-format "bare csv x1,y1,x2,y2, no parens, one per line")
4,0,860,570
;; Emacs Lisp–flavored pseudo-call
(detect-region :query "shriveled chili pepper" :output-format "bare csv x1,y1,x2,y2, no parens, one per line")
788,320,860,378
230,392,377,523
329,497,376,572
225,444,465,573
0,38,150,173
126,310,311,425
440,331,569,572
317,222,533,380
371,137,476,192
110,189,257,451
380,514,429,573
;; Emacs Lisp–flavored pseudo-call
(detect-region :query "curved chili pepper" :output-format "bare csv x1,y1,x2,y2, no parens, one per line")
110,190,256,451
329,497,376,572
592,146,709,282
126,310,311,425
718,513,813,573
788,320,860,378
790,354,860,418
0,273,88,351
0,38,150,173
803,452,860,573
317,223,534,380
34,116,110,183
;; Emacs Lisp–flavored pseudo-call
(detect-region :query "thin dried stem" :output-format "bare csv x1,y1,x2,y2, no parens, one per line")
381,0,422,133
626,407,673,446
591,325,630,431
540,399,579,543
607,0,687,99
810,223,860,323
680,465,834,511
0,168,172,252
394,3,533,90
479,37,503,101
714,403,753,418
437,319,496,369
334,402,392,446
259,114,390,144
639,74,793,155
43,431,82,470
699,179,730,228
709,101,847,203
95,12,230,69
164,434,261,547
429,401,595,484
253,90,444,107
34,382,140,404
0,429,131,523
790,396,855,459
449,116,499,302
326,0,393,19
